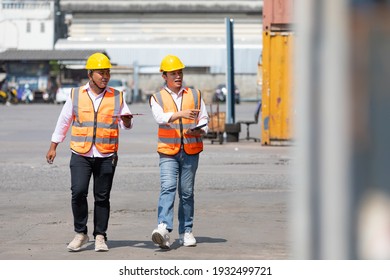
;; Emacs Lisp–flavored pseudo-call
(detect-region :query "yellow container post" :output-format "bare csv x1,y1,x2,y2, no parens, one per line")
261,31,294,145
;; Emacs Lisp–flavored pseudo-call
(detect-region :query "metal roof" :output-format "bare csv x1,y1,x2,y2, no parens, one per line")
0,49,106,61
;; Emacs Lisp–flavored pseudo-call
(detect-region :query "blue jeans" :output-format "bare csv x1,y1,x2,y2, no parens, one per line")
157,150,199,234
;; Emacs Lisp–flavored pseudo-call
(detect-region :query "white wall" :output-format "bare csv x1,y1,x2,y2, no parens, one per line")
0,0,54,50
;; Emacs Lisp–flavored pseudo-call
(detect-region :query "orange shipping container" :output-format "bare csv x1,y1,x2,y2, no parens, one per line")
261,31,294,145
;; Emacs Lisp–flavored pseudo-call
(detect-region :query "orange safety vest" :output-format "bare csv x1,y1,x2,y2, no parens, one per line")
70,86,122,154
152,87,203,156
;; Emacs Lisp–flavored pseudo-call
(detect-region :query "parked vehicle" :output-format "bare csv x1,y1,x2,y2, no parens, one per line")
212,84,240,104
6,62,50,103
0,86,18,105
0,89,8,104
108,79,132,104
21,84,34,103
55,82,79,104
7,87,19,104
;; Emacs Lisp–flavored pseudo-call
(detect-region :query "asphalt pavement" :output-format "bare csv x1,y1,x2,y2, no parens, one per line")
0,102,293,260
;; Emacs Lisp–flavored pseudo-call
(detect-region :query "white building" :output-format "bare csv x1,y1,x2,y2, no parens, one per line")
0,0,55,51
56,0,263,74
55,0,263,99
0,0,264,100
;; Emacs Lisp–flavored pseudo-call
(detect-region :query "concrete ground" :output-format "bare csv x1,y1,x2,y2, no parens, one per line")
0,102,293,260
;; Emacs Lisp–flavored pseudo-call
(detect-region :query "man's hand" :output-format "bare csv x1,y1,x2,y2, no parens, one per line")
181,109,200,120
185,127,205,136
120,114,133,128
46,142,58,164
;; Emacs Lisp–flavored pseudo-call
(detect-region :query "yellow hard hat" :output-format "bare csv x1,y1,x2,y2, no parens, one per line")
85,53,112,70
160,54,185,72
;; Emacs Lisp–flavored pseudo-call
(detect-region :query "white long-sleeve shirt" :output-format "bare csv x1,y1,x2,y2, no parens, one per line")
150,86,209,133
51,82,133,158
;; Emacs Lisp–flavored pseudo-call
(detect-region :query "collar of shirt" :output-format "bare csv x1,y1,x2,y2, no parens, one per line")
84,82,108,110
164,85,185,96
85,82,107,98
163,86,186,109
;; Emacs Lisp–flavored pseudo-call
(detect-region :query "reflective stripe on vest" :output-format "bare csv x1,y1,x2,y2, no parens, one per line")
154,88,203,155
70,86,122,154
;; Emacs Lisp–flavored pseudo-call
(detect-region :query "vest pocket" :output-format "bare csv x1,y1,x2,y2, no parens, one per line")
102,128,118,138
72,140,86,148
72,126,89,136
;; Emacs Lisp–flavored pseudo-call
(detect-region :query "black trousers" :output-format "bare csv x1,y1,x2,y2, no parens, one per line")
69,153,116,239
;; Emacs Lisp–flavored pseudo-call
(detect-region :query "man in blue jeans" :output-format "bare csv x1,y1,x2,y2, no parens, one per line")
149,54,209,249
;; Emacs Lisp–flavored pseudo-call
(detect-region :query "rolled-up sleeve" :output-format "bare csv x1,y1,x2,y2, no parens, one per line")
197,98,209,134
118,101,133,130
150,96,174,124
51,97,73,143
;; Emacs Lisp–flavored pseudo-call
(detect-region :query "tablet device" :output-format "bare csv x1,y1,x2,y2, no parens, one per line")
191,123,207,131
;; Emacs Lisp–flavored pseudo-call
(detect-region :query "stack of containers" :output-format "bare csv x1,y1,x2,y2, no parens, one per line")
261,0,294,145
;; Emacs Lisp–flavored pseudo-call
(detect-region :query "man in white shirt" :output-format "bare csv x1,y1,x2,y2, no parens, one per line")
149,55,208,249
46,53,133,252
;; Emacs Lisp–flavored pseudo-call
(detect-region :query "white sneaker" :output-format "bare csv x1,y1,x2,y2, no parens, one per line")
67,233,89,251
152,223,170,249
95,234,109,252
179,232,197,247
